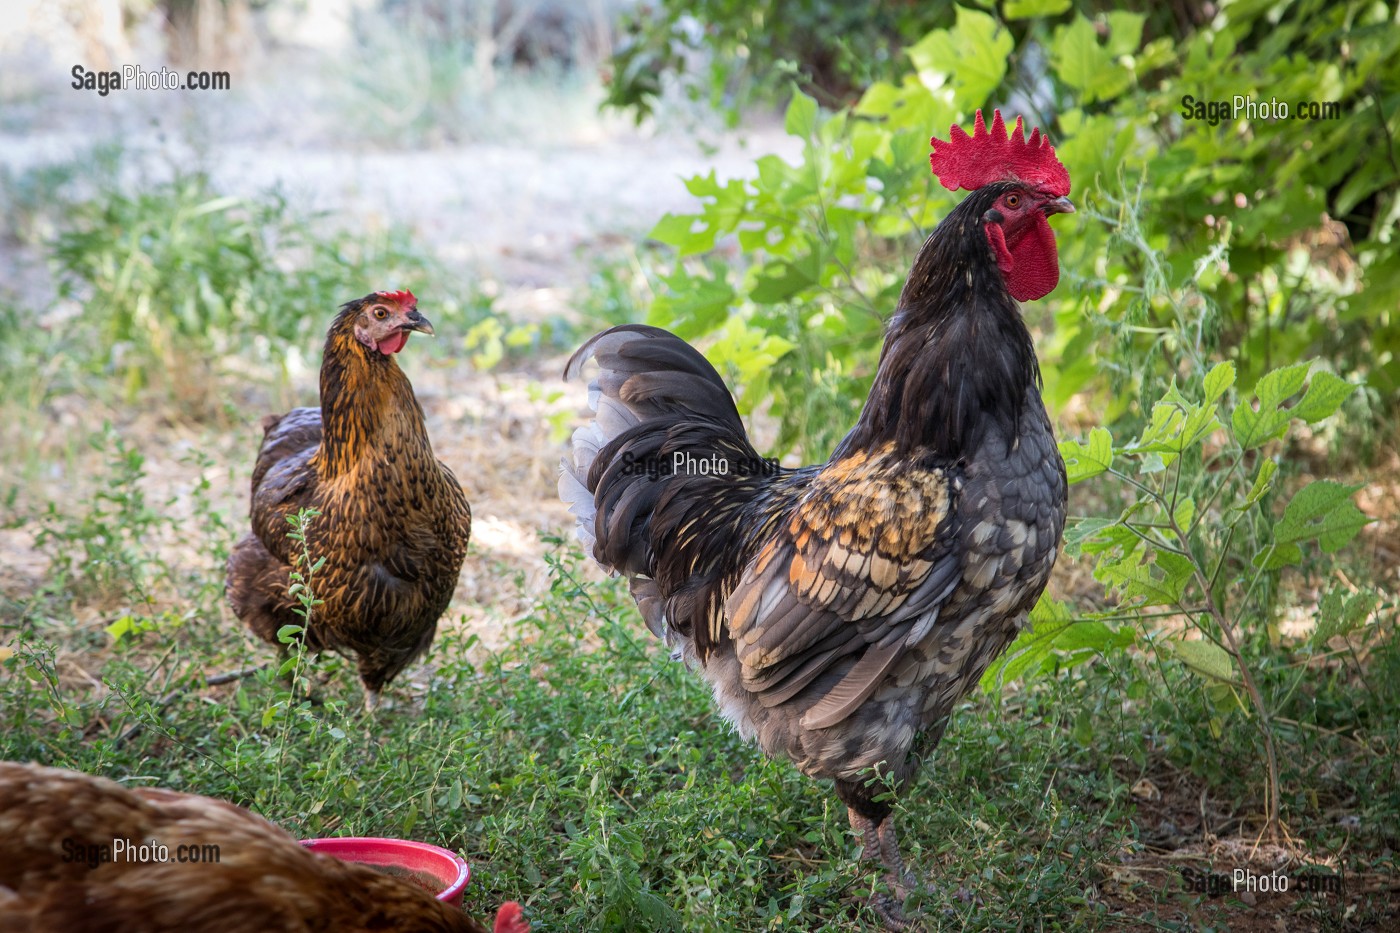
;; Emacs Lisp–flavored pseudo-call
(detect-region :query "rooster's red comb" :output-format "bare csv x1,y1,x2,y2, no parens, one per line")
375,289,417,307
930,109,1070,197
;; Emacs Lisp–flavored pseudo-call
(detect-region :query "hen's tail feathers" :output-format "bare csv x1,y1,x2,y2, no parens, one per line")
493,902,530,933
560,325,761,639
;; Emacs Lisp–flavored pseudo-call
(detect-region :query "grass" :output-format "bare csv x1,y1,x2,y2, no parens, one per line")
0,510,1141,931
2,433,1396,930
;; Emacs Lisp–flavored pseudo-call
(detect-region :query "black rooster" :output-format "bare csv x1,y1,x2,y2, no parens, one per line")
560,110,1072,927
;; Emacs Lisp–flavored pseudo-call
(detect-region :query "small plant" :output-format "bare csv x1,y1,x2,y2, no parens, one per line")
34,426,168,607
985,193,1373,840
41,162,493,411
271,507,322,696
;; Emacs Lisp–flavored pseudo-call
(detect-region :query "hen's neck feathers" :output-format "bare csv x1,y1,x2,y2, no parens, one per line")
313,317,432,478
835,184,1041,464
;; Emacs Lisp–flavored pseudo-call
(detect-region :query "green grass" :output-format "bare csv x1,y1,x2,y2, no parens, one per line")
0,522,1139,931
5,438,1396,930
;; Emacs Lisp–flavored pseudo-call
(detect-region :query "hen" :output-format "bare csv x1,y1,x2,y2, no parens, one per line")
560,110,1071,927
226,291,471,710
0,761,528,933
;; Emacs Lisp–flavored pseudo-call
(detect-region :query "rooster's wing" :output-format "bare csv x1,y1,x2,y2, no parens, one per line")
727,446,962,730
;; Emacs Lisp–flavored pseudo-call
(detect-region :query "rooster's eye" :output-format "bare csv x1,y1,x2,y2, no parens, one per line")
1006,194,1021,208
374,307,388,320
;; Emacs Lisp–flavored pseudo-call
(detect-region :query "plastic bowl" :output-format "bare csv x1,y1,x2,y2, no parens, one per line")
300,837,470,907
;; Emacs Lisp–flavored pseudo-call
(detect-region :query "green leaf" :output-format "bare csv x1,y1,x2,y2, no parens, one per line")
1061,427,1113,483
1312,587,1380,647
1103,11,1147,57
105,615,132,643
1062,516,1114,556
1072,707,1094,746
1004,0,1070,18
980,595,1071,690
1275,480,1371,552
1290,371,1355,424
1232,362,1312,448
649,268,736,339
907,7,1014,111
648,213,714,255
1173,497,1196,531
1165,639,1238,684
784,89,819,139
1203,361,1235,404
1238,459,1278,509
750,253,820,304
1255,361,1311,407
1097,549,1194,607
276,624,304,644
1050,15,1133,104
1255,542,1304,571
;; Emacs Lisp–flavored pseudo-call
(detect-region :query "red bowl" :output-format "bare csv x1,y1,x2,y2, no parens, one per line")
300,837,471,907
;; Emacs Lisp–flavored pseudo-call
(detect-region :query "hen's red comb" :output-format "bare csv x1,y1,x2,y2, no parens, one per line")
375,289,417,307
930,109,1070,197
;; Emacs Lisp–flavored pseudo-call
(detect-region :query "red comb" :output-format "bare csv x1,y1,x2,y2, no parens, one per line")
375,289,417,307
929,109,1070,197
493,902,529,933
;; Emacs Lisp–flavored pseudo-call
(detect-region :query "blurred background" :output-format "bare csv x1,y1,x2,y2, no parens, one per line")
0,2,1396,930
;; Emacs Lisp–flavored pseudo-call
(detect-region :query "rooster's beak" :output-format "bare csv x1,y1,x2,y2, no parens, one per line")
1044,196,1075,216
403,308,436,337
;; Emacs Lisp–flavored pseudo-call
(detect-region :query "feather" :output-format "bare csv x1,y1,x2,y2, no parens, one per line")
799,641,904,731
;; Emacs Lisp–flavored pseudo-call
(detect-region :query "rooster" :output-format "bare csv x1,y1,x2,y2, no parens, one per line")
226,291,472,711
0,761,528,933
560,110,1071,927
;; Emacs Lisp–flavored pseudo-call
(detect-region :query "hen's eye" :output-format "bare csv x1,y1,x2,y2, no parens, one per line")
1006,194,1020,208
374,307,388,320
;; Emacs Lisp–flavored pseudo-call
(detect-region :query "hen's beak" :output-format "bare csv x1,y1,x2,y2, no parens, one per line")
1044,196,1075,216
403,308,436,337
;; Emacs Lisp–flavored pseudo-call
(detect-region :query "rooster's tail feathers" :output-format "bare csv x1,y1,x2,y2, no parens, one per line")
559,324,756,584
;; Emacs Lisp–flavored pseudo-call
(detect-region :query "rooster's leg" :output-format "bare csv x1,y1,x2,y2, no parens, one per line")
838,782,915,930
363,688,381,713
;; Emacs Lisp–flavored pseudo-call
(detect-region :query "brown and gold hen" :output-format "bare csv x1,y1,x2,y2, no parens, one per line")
226,291,471,710
561,111,1072,928
0,761,528,933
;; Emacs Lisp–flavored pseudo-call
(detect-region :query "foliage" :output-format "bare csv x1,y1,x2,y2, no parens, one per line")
44,167,479,405
629,2,1398,456
605,0,952,122
979,188,1381,836
333,0,622,147
33,427,167,607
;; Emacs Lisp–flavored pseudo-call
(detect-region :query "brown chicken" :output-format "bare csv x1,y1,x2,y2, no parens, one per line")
0,761,528,933
560,111,1071,927
226,291,471,710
